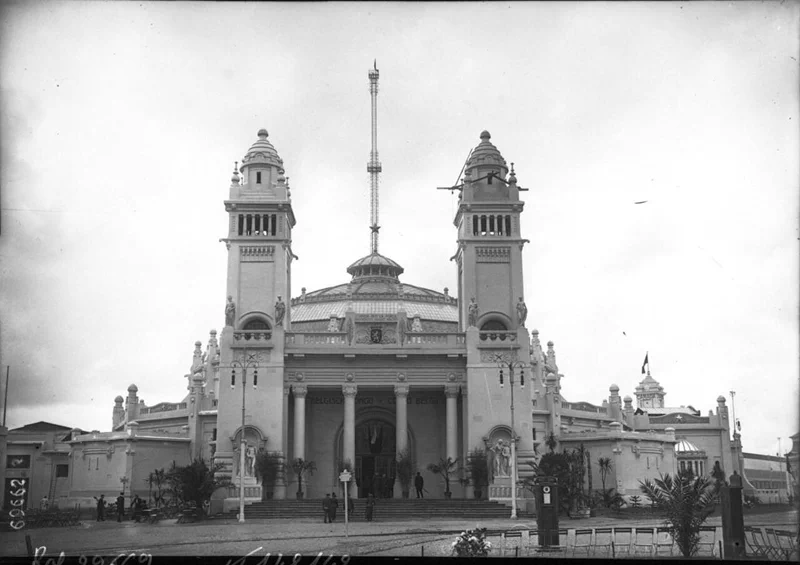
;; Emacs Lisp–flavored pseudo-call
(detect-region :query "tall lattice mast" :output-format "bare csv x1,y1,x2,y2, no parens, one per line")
367,60,382,254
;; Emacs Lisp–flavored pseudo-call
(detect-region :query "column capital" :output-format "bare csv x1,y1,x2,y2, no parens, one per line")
394,383,410,397
284,384,291,397
342,383,358,398
293,383,308,397
444,384,460,399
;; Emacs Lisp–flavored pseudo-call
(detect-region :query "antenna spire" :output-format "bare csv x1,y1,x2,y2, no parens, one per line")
367,61,382,254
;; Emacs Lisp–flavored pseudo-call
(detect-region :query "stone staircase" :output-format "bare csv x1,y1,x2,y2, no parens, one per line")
221,498,527,520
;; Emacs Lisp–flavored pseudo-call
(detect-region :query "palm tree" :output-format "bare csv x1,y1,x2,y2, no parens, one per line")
288,458,317,499
427,457,460,499
639,472,717,557
597,457,612,492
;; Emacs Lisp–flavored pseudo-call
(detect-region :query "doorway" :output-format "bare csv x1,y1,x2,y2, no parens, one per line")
354,419,396,498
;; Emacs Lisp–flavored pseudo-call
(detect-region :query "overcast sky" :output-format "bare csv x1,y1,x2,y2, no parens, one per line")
1,1,798,457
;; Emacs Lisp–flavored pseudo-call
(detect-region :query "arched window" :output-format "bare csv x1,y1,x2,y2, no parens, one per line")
243,319,271,331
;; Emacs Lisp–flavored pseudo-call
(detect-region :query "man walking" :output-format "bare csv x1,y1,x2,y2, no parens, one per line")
322,493,331,523
414,472,424,498
330,493,339,522
116,492,125,522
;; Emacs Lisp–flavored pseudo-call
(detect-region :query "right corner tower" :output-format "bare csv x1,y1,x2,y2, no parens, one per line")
452,130,537,473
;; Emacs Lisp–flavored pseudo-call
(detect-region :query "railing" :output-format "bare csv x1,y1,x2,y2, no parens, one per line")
479,330,518,343
406,332,447,344
233,330,272,342
139,403,188,415
563,402,608,414
285,331,466,350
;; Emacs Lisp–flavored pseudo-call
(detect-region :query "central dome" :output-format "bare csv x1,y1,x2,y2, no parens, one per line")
346,252,404,281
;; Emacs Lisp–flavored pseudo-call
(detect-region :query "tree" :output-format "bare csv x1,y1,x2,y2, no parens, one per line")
585,449,594,508
254,450,283,500
147,468,169,508
467,447,490,499
427,457,460,498
165,458,230,518
545,432,558,453
639,472,717,557
288,458,316,499
597,457,612,492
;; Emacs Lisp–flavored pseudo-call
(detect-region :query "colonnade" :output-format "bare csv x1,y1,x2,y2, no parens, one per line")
287,381,463,466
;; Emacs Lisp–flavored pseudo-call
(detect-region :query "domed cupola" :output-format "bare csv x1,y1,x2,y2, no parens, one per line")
239,129,285,187
346,252,404,282
464,130,509,179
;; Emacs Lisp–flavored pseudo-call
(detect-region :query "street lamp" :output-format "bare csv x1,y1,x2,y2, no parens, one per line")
494,353,527,520
231,349,259,523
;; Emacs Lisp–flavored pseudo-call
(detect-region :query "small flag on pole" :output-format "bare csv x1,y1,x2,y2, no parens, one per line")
641,353,649,374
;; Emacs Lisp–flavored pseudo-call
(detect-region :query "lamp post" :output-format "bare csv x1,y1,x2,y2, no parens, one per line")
231,349,259,523
494,353,527,520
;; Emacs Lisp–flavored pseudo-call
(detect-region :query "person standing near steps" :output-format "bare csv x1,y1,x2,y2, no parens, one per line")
414,472,424,498
322,493,332,523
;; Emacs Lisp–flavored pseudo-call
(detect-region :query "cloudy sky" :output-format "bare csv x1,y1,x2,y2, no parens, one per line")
1,1,797,457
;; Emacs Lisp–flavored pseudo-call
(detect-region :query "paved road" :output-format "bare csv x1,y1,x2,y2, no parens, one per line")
2,510,796,558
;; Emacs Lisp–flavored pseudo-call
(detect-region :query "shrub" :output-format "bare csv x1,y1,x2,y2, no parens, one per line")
451,527,492,557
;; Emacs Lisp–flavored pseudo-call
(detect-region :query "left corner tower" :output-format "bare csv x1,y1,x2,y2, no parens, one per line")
215,129,295,499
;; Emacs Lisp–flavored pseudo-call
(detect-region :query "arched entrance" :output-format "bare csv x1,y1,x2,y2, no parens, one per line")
355,418,396,498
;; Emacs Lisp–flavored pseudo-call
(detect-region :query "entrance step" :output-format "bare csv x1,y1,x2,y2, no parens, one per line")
219,499,527,520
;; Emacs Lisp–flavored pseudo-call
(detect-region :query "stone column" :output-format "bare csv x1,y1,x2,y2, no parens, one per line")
394,383,410,454
343,383,358,466
278,384,290,498
445,384,460,462
293,383,308,462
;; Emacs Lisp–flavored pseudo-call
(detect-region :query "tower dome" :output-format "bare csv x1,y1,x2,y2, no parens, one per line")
241,129,284,170
464,130,509,177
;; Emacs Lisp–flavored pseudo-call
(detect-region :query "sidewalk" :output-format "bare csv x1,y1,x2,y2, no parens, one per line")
2,509,796,558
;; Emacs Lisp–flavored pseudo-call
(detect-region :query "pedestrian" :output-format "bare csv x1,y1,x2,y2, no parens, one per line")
40,495,50,510
94,494,106,521
365,493,375,522
116,492,125,522
322,493,331,523
347,493,354,520
132,495,142,523
330,493,338,522
414,472,424,498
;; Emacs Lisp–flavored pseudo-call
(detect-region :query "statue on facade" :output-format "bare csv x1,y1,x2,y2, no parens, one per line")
516,297,528,327
410,315,423,333
274,296,286,326
327,316,340,332
245,444,256,477
225,296,236,327
492,439,510,477
467,298,479,328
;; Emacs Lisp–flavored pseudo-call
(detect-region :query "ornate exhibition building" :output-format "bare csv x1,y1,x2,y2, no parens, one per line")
2,67,793,514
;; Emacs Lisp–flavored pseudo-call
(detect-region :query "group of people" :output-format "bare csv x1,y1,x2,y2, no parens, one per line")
93,493,148,523
323,492,377,522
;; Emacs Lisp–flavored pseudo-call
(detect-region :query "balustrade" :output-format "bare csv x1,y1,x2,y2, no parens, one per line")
233,330,272,342
479,330,518,343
